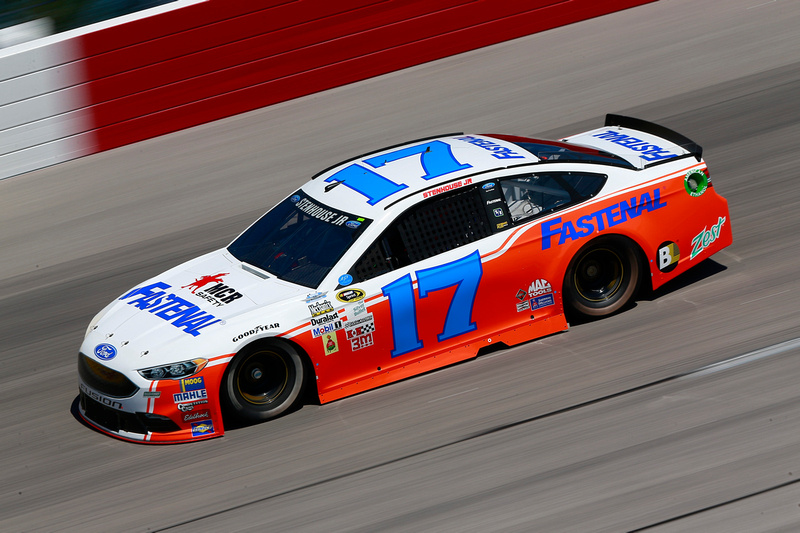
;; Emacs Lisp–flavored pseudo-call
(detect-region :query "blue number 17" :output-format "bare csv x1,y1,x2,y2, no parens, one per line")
381,250,483,358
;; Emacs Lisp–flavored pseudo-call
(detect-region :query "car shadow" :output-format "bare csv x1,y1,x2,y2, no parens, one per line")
565,257,727,326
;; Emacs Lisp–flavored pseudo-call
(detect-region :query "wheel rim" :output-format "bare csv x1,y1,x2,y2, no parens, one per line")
235,350,290,406
573,247,624,303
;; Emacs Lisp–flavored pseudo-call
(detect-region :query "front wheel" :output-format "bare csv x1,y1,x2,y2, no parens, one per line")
222,340,305,422
564,237,641,318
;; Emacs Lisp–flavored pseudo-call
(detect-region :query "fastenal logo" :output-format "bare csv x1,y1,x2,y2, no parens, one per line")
691,217,726,260
94,343,117,361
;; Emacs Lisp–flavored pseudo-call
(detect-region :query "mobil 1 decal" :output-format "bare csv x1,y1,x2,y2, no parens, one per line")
657,241,680,273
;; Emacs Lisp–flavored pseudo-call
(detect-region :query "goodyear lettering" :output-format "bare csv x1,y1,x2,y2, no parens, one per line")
455,135,526,160
232,323,280,343
592,131,677,162
541,188,667,249
119,282,221,336
690,216,726,260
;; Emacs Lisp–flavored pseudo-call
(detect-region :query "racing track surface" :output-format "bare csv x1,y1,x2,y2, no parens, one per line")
2,0,800,530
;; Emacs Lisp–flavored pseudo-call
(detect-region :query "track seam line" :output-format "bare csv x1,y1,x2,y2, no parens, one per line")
152,335,800,531
627,478,800,532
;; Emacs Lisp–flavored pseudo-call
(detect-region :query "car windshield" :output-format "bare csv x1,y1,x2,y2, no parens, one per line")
227,191,371,288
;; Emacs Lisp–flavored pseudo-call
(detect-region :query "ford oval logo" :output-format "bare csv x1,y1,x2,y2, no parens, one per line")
94,343,117,361
345,220,361,229
482,182,496,190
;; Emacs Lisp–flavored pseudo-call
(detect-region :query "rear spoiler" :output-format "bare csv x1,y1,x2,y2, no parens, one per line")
605,114,703,162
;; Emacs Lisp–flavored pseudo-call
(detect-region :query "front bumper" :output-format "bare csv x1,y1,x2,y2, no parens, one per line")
77,354,229,443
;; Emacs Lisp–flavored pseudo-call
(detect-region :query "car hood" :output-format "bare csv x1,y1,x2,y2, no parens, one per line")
80,249,306,372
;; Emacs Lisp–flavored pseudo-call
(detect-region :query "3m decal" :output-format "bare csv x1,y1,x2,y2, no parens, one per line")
191,420,215,437
119,283,221,337
684,169,709,197
325,140,472,205
336,289,366,303
94,343,117,361
657,242,680,272
691,217,726,260
382,250,482,358
541,189,667,249
591,131,678,162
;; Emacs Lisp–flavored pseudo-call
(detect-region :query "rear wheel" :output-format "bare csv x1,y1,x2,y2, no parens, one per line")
223,340,305,422
564,237,640,318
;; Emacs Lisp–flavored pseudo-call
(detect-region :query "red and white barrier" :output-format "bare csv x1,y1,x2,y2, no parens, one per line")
0,0,654,180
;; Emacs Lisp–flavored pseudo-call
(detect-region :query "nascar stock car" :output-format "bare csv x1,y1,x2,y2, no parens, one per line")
78,115,732,443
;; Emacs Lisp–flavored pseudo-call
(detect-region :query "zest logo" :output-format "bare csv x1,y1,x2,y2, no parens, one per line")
690,217,726,260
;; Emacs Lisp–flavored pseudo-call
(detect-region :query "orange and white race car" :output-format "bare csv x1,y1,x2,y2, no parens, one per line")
78,115,732,443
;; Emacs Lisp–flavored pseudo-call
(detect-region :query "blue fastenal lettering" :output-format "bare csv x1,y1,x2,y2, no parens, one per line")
541,217,563,250
540,188,666,249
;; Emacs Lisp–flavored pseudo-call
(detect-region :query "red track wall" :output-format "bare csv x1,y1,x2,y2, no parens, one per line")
78,0,654,153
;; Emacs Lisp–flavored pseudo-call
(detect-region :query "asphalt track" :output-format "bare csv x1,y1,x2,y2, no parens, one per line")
2,0,800,531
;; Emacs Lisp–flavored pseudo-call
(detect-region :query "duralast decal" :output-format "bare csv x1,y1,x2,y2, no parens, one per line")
336,288,366,303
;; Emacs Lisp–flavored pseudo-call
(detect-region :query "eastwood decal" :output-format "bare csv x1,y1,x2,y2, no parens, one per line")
336,288,365,303
119,282,221,337
691,216,726,260
591,131,678,162
541,188,667,249
183,410,211,422
455,136,526,160
657,242,680,272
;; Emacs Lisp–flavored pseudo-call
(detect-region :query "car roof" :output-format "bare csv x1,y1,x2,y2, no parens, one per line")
299,133,540,220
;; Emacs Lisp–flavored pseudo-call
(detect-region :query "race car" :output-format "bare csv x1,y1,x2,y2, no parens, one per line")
78,114,732,443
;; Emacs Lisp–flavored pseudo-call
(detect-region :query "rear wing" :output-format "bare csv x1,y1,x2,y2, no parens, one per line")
562,114,703,169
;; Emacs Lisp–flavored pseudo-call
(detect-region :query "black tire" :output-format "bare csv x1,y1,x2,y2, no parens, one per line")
564,236,640,318
222,340,305,422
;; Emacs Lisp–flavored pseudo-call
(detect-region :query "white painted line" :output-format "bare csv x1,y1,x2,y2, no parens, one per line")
685,337,800,379
739,289,792,305
428,388,480,403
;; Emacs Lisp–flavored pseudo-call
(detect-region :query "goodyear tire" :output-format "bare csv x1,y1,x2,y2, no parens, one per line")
564,236,640,318
223,340,305,422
